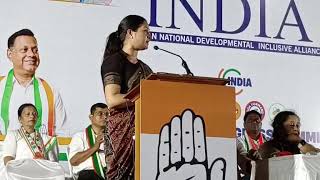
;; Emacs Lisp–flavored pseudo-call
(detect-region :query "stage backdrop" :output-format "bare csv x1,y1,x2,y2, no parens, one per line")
0,0,320,179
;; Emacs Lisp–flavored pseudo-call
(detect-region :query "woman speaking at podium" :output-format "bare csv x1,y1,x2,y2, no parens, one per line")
101,15,153,180
2,103,63,179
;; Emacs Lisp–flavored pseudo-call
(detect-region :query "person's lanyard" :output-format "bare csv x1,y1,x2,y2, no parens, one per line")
1,69,43,133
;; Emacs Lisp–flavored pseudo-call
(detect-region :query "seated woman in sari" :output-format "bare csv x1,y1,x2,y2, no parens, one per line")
259,111,319,159
2,103,64,180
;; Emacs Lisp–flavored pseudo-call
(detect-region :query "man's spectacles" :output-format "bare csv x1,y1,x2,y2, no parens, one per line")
93,112,109,117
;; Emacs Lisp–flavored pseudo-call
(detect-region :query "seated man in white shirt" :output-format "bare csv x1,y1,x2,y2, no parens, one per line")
69,103,108,180
237,110,265,179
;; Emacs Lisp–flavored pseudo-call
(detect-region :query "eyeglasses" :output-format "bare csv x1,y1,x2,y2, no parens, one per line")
93,112,109,117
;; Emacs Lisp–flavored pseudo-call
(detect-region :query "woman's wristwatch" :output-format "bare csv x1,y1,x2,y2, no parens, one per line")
298,139,307,148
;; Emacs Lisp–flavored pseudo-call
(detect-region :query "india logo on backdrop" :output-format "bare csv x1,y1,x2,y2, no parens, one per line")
218,68,252,95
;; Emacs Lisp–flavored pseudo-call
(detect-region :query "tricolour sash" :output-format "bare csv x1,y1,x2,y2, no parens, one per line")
243,131,266,151
86,125,105,179
0,69,55,135
19,128,46,159
44,136,57,156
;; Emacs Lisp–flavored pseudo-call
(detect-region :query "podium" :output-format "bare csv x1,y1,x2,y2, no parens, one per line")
251,154,320,180
125,73,237,180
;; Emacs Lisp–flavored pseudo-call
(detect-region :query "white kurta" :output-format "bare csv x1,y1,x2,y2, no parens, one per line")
0,75,67,135
2,130,59,162
68,130,106,175
1,130,63,180
3,159,65,180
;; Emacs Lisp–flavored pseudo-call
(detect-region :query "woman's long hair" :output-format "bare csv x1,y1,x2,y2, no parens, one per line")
272,111,299,141
103,15,147,59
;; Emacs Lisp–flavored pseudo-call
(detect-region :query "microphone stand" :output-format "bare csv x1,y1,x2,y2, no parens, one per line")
154,46,194,76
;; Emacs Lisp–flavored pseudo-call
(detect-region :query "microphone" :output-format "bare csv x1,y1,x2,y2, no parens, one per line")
153,45,194,76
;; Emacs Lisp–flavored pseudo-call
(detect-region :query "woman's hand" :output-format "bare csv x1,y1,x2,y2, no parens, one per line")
4,156,14,166
300,143,320,154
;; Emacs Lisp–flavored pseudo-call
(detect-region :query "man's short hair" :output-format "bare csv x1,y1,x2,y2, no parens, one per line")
243,110,261,123
8,29,35,48
90,103,108,114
